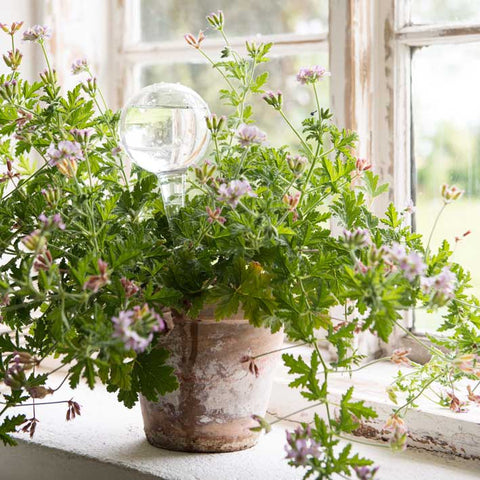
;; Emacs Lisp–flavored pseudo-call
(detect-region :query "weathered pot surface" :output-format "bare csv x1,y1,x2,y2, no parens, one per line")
140,305,284,452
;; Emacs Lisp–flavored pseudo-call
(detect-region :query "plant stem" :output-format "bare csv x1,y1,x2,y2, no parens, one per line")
394,320,445,358
39,41,52,74
269,402,323,426
252,342,307,360
426,203,447,256
394,373,443,416
197,49,238,95
278,109,313,158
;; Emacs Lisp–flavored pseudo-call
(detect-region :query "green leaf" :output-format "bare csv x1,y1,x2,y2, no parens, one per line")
118,348,178,408
0,414,26,446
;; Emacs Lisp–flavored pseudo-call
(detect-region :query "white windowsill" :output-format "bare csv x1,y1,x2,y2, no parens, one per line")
0,370,479,480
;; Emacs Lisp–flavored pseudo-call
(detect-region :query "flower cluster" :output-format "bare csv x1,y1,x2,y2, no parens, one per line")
386,243,426,281
217,179,256,208
236,123,266,147
283,192,301,221
206,10,224,30
353,465,379,480
205,113,226,136
47,140,84,177
262,90,283,110
0,21,23,36
112,304,167,353
383,414,408,451
71,58,88,75
2,48,23,71
296,65,330,85
22,25,52,42
441,183,464,203
286,154,307,176
39,213,66,231
341,228,371,249
421,266,456,305
285,425,322,467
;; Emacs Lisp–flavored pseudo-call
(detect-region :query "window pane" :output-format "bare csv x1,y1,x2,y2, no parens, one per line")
412,43,480,331
139,52,330,148
139,0,328,43
410,0,480,25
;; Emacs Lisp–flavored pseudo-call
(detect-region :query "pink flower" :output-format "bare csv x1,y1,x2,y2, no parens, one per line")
383,414,406,433
22,25,52,42
391,348,411,366
83,259,109,293
217,179,257,208
206,206,226,225
71,58,88,75
296,65,330,85
47,140,83,177
33,250,53,272
112,304,166,353
120,278,140,298
184,31,205,49
355,157,372,173
354,465,380,480
452,354,480,376
421,266,456,305
282,192,301,221
39,213,66,230
386,243,426,281
236,123,267,147
285,425,322,467
467,385,480,404
446,392,468,413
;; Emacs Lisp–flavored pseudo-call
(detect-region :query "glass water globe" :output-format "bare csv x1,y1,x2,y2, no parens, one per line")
119,82,211,220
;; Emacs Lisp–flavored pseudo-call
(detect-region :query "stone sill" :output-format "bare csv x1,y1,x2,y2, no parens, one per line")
271,358,480,460
0,370,479,480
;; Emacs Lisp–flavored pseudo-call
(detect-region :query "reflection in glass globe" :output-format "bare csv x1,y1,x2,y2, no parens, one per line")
119,82,211,220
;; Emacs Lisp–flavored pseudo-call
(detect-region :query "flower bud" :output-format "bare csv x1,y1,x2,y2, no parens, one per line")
262,90,283,110
441,183,464,203
39,68,57,85
205,113,226,136
206,10,224,30
21,229,46,252
41,186,60,207
286,154,307,176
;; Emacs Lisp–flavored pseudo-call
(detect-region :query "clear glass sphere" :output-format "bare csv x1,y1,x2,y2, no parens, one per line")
119,82,211,175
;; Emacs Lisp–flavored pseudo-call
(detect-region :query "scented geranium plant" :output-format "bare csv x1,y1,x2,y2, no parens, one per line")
0,14,479,480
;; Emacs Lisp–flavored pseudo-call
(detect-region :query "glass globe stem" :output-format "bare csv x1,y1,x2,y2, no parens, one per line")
158,172,187,223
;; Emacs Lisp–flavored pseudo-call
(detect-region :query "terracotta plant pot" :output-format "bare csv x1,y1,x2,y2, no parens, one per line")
140,306,284,452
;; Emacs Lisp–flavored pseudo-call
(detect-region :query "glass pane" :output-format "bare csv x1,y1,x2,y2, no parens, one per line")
139,0,328,43
410,0,480,25
140,52,330,148
412,43,480,331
